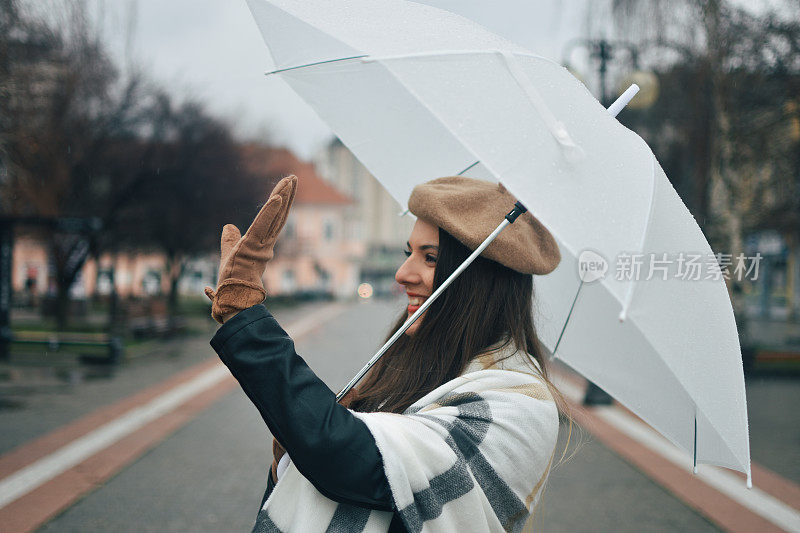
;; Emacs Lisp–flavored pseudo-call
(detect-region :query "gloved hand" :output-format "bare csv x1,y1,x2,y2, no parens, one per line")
204,175,298,324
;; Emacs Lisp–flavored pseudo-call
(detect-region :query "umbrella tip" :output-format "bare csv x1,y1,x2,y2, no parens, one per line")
607,84,640,117
693,466,698,474
618,309,627,322
746,472,752,489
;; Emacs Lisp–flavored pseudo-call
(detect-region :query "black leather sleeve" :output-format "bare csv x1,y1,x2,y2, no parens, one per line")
210,304,394,512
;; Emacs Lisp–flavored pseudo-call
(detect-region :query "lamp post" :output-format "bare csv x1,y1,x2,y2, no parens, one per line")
563,38,659,406
564,38,659,111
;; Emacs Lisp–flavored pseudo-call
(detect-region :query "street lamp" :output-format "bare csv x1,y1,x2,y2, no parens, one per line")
618,70,659,109
564,38,660,109
563,38,659,406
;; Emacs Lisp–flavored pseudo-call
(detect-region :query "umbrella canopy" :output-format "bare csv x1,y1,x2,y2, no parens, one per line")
245,0,751,482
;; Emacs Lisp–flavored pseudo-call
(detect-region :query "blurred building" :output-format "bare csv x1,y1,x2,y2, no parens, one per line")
10,145,365,303
745,231,800,321
10,236,177,302
240,144,364,299
314,138,415,296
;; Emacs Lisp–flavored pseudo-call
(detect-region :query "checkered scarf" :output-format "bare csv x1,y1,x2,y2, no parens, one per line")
253,343,559,533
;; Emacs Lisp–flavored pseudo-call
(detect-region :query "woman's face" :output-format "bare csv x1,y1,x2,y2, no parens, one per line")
395,218,439,336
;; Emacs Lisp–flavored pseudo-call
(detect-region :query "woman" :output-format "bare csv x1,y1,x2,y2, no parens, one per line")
205,175,565,532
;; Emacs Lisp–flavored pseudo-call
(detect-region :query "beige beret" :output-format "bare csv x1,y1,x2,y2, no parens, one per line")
407,176,561,275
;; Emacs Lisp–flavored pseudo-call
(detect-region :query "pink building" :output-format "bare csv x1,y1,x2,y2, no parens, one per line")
241,144,365,298
10,145,364,302
11,237,173,300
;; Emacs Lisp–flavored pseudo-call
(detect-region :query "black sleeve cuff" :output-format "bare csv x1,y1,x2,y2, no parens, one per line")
210,304,270,352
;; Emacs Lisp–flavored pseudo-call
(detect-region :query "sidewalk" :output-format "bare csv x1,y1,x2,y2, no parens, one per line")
1,298,797,532
0,302,347,533
551,363,800,533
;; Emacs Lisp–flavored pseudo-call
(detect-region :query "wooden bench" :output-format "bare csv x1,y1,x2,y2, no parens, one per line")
125,299,187,339
1,332,124,387
10,331,123,365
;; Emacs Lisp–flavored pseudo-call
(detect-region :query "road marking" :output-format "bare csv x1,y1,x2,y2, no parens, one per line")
0,302,349,531
0,364,229,509
553,371,800,533
0,357,220,480
0,376,237,533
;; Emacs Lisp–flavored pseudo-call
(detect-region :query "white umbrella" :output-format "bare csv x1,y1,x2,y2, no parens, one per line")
245,0,751,485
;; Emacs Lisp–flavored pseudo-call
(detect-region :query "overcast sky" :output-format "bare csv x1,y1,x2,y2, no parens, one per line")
99,1,596,159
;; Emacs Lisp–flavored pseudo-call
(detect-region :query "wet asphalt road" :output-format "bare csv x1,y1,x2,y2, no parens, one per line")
18,298,796,531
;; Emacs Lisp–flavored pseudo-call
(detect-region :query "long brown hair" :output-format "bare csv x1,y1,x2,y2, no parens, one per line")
348,227,557,414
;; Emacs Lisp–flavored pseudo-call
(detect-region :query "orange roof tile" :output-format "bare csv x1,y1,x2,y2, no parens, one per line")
240,143,352,205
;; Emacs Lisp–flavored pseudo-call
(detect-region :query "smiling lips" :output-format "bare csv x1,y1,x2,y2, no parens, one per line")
407,293,428,313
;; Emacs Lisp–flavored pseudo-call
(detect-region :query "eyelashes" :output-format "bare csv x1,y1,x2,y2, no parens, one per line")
403,250,438,264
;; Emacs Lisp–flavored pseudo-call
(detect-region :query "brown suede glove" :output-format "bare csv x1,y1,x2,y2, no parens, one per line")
204,175,298,324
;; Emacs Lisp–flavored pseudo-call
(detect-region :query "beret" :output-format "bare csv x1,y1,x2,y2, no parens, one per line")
407,176,561,275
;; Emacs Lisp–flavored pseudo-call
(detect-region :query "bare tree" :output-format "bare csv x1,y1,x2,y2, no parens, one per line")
605,0,800,328
1,0,153,326
116,93,263,316
0,1,265,328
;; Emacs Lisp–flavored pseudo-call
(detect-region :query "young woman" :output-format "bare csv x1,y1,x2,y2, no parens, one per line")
205,175,565,533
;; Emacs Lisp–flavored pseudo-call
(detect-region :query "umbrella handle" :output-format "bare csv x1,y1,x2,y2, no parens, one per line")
335,202,526,402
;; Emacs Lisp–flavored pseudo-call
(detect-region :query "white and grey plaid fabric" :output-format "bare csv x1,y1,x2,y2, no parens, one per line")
254,342,559,533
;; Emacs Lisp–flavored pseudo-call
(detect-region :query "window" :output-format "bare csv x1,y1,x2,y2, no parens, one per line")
281,269,296,293
319,269,331,290
324,219,336,241
142,270,161,296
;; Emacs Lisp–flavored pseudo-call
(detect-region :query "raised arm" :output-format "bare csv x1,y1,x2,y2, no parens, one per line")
203,175,393,511
210,304,393,511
